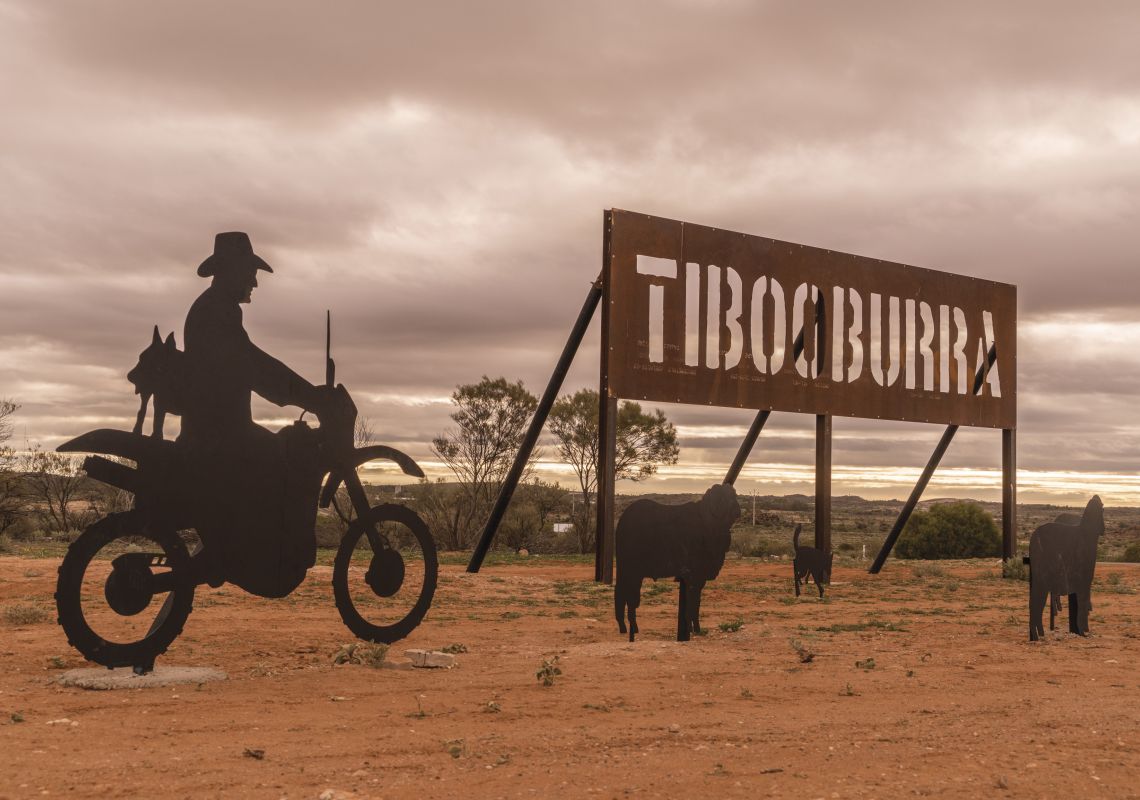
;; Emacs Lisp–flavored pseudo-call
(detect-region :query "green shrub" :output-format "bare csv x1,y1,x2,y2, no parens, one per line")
896,502,1000,560
1122,542,1140,563
331,642,389,667
1002,556,1029,581
3,603,49,626
732,533,794,558
4,518,39,542
912,562,946,578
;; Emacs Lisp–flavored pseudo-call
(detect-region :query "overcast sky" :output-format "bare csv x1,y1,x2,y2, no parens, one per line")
2,1,1140,503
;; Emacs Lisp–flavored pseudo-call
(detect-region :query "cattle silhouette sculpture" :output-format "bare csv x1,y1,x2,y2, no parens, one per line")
792,523,832,598
1028,495,1104,641
615,483,740,642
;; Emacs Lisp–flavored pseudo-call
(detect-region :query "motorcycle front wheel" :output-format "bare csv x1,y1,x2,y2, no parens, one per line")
332,504,438,643
55,511,195,671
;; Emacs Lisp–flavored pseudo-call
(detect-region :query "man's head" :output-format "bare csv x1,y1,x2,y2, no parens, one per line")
197,232,272,304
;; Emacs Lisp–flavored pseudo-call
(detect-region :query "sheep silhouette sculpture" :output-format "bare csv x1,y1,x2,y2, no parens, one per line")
614,483,740,642
1028,495,1104,641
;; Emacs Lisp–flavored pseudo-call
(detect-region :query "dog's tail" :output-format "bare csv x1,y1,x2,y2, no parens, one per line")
792,523,802,549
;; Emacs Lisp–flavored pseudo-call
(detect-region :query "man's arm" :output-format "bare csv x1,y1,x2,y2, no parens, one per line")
248,344,327,414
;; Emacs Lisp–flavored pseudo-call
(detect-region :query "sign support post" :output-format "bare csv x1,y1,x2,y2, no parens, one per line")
1003,427,1016,560
595,394,617,583
596,212,617,583
815,414,832,553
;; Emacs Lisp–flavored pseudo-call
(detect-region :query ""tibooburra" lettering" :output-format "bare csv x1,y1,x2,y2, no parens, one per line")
635,255,1002,398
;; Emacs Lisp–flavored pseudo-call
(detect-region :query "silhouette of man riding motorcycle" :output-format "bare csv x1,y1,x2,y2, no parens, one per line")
55,233,438,673
181,232,340,597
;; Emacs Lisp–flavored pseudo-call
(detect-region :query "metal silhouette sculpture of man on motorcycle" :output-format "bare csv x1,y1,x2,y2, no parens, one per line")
56,233,438,673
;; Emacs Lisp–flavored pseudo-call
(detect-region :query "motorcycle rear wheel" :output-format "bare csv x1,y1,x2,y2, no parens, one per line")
55,511,195,671
332,504,438,643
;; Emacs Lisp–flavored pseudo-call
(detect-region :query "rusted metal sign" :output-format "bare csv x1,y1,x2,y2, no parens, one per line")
604,210,1016,428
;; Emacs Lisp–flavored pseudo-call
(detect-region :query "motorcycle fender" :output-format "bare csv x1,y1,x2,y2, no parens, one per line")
318,445,424,508
354,445,424,479
57,429,174,463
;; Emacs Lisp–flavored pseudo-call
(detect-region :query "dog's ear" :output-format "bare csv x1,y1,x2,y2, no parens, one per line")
164,332,177,349
151,325,162,346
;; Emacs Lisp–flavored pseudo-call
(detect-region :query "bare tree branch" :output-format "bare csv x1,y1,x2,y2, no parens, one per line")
21,444,86,533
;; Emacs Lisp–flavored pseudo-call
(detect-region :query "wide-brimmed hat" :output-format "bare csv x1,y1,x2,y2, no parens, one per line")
197,232,274,277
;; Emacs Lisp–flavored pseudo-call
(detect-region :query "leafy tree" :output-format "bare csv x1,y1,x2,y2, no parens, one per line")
548,389,679,553
896,501,1001,559
0,399,22,536
0,399,15,444
431,377,539,548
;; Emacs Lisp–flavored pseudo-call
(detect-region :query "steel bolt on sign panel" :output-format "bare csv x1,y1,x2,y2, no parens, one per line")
604,210,1016,428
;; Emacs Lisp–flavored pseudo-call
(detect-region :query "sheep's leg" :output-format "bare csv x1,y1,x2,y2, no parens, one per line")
794,567,802,597
1049,594,1057,631
816,568,825,598
1070,592,1085,635
627,582,641,642
614,582,627,635
676,579,691,642
689,581,704,634
1029,581,1046,642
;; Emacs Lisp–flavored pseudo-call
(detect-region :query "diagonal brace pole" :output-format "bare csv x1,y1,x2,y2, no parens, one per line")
868,343,999,574
467,278,602,573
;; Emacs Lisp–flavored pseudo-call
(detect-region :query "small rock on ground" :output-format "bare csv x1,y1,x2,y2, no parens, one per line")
404,649,457,669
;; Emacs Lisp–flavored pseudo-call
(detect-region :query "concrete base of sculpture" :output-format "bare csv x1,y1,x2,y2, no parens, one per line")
59,666,228,690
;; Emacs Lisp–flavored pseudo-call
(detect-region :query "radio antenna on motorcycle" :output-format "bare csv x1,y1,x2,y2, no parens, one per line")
325,309,335,388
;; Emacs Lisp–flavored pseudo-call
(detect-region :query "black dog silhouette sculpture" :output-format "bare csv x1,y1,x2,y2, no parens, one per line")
1028,495,1103,641
615,483,740,642
792,523,832,598
127,326,186,439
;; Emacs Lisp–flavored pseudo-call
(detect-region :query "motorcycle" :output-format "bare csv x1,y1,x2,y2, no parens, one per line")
54,323,438,673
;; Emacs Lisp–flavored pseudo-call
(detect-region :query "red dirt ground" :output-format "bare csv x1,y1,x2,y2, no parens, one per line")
2,555,1140,799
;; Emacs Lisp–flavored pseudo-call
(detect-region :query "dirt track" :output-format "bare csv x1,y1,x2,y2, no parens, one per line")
2,555,1140,799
